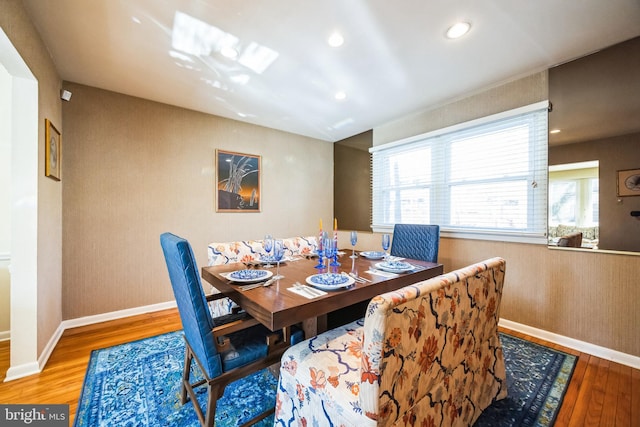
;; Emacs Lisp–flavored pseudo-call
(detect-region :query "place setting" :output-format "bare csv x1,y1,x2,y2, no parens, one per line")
219,269,274,290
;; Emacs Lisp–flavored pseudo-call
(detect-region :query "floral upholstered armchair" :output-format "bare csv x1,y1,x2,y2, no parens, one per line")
275,257,507,427
206,236,318,317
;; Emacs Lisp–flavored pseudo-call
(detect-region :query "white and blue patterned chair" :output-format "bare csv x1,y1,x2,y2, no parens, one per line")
160,232,302,427
275,257,507,427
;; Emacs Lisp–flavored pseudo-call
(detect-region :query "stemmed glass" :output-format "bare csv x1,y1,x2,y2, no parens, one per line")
381,233,390,259
263,234,274,268
349,230,358,272
273,240,285,280
349,231,358,258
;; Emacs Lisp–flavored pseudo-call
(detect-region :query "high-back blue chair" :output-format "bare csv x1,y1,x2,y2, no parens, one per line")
390,224,440,262
160,232,297,427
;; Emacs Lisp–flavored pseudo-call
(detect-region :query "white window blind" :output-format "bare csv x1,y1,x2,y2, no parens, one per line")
371,101,549,241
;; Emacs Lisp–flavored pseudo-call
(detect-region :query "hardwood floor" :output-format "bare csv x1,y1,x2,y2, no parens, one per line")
0,310,638,426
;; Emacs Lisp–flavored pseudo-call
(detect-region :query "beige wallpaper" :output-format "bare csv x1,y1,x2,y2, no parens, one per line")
61,83,333,319
371,71,640,358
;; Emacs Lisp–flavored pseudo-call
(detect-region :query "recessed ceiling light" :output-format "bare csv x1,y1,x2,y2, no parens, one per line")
334,91,347,100
550,129,561,134
328,32,344,47
446,22,471,39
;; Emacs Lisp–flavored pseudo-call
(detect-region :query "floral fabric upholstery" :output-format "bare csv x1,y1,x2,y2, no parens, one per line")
207,236,318,266
205,237,318,317
275,257,507,427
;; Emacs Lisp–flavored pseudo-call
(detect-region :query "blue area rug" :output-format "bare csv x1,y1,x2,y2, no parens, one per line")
74,331,575,427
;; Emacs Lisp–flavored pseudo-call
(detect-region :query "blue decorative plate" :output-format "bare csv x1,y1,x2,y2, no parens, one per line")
360,251,386,260
375,261,414,273
228,269,273,283
306,273,355,291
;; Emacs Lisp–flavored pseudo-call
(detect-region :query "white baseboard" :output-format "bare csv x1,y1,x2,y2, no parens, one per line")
0,330,9,342
3,361,40,382
3,301,177,382
499,318,640,370
61,300,177,331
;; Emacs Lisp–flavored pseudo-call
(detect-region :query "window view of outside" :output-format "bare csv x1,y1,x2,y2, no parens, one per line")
372,104,548,236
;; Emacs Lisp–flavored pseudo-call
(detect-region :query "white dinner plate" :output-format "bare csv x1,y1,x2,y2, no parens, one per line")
359,251,386,260
227,269,273,283
306,273,355,291
374,261,415,273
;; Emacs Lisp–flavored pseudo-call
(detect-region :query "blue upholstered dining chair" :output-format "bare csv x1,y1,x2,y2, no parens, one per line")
390,223,440,262
160,232,300,427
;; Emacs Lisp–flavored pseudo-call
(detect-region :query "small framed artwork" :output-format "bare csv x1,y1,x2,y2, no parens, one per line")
215,149,261,212
45,118,61,181
617,168,640,197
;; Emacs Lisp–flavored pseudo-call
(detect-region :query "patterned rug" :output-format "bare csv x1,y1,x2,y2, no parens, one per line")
74,331,575,427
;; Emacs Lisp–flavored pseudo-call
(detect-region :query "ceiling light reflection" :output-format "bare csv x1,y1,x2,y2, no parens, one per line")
328,32,344,47
446,22,471,39
172,11,278,74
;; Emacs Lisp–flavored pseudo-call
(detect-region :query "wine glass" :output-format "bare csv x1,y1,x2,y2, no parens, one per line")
382,233,390,259
273,240,285,279
349,231,358,259
263,234,274,268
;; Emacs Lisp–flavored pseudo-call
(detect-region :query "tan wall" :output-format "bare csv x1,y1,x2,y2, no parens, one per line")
371,70,640,358
61,83,333,319
1,0,64,355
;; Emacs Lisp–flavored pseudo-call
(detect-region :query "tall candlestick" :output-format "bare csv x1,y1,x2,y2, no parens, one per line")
334,218,337,230
320,219,323,230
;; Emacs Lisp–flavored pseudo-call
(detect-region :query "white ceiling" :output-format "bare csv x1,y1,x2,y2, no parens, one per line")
23,0,640,142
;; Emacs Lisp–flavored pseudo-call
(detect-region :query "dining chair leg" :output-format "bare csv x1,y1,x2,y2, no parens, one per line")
181,345,192,405
204,383,220,427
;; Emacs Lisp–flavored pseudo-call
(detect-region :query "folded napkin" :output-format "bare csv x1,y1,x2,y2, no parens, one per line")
366,269,399,278
385,256,405,261
287,285,327,299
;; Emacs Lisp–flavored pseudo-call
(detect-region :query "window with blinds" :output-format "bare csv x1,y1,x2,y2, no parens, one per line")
371,101,549,243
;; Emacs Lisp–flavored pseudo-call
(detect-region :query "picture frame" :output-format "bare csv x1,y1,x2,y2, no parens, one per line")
45,118,61,181
215,149,261,212
617,168,640,197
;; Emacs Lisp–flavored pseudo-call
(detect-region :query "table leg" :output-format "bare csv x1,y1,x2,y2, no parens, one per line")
302,314,327,338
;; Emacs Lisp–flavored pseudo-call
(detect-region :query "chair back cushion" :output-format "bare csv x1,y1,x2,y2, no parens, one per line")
557,231,583,247
160,233,222,378
208,240,264,266
360,257,507,426
282,236,318,258
390,224,440,262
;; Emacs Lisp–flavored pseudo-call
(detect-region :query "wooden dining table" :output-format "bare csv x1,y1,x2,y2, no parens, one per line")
201,253,443,337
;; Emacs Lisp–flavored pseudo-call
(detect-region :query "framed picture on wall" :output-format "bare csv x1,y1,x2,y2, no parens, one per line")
215,149,261,212
45,118,61,181
617,168,640,197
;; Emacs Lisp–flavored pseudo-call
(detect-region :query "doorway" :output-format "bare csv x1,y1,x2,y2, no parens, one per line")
0,28,40,381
